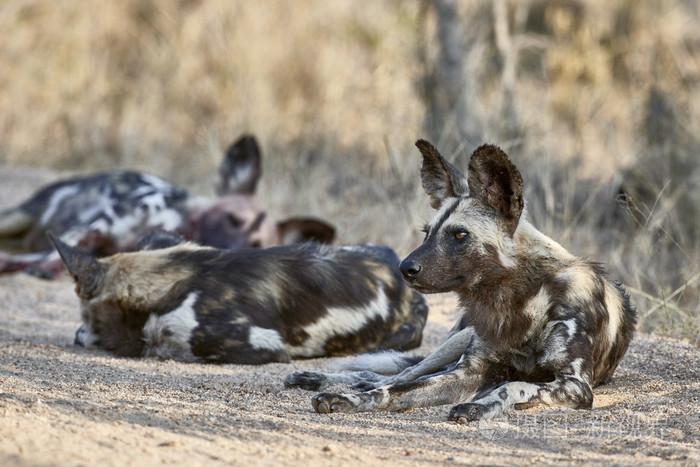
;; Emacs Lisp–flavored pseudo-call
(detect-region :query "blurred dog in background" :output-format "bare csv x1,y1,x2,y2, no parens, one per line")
0,135,334,278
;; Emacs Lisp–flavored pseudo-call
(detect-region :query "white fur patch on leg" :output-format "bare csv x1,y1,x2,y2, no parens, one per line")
248,326,285,352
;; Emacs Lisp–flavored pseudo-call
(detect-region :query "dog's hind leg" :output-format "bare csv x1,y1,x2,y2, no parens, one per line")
449,331,596,423
446,318,598,422
448,373,594,423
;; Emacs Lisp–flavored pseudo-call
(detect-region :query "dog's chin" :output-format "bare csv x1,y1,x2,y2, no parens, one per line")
405,276,466,294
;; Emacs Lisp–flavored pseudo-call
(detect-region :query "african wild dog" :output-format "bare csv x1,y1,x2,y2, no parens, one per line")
0,135,334,278
51,233,428,364
285,139,636,422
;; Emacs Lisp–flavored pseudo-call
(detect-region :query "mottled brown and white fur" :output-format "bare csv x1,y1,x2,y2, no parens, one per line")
285,139,636,423
52,233,427,364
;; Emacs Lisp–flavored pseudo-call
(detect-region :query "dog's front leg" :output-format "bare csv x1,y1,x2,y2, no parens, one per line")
350,325,478,391
311,360,486,413
285,325,478,392
311,335,489,415
379,325,477,386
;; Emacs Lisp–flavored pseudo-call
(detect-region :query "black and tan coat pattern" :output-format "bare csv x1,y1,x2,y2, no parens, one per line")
285,140,636,423
53,234,428,364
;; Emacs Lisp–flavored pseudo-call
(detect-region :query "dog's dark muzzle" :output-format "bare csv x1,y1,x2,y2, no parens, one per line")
399,247,463,294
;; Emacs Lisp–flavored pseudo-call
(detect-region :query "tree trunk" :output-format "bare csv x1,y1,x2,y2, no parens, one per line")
418,0,479,160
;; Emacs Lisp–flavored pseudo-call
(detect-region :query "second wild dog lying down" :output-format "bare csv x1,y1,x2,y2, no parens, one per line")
285,139,636,422
51,233,428,364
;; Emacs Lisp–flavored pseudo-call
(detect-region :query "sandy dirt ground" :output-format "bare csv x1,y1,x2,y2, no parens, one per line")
1,165,699,466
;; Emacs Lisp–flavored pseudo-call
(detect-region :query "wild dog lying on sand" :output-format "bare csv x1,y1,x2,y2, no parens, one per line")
0,135,334,278
285,140,636,422
51,233,428,364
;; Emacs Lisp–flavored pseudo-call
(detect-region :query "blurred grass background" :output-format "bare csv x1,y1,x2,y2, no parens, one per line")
0,0,698,342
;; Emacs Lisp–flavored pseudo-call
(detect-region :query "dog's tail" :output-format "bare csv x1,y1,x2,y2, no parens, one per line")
335,351,424,375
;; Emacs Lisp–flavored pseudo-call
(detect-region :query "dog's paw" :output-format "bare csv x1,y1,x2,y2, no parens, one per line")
449,403,491,423
284,371,329,391
311,393,356,414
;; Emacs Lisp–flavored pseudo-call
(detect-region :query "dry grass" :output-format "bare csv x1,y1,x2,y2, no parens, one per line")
1,0,698,342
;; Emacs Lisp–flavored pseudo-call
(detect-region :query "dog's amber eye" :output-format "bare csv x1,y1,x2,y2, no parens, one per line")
455,231,468,240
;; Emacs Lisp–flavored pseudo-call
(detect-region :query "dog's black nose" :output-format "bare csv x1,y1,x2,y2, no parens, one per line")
400,259,422,279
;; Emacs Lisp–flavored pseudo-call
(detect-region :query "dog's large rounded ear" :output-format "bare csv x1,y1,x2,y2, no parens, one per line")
277,218,335,245
217,134,262,196
467,145,524,235
47,233,103,299
416,139,469,209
